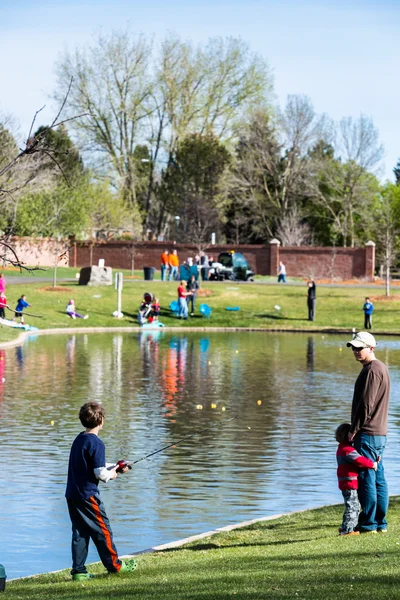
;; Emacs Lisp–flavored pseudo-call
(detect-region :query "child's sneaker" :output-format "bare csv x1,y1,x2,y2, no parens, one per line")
118,559,137,573
72,572,94,581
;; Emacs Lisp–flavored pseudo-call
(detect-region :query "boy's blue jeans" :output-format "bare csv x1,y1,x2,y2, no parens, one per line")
353,433,388,531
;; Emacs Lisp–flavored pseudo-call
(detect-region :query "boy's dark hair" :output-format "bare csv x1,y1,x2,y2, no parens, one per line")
79,402,105,428
335,422,351,444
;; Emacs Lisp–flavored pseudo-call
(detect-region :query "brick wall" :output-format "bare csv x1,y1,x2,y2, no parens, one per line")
6,237,69,268
70,241,268,275
69,239,375,280
279,246,367,280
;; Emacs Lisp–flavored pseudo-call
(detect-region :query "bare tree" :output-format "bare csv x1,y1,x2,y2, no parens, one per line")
55,30,271,236
309,115,383,247
55,30,154,232
0,81,87,271
227,98,326,242
275,205,311,246
375,185,400,297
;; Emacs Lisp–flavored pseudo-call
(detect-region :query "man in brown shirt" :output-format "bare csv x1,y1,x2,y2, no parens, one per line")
347,331,390,533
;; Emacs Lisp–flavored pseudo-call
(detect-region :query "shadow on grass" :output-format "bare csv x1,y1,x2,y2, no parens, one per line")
254,313,307,321
164,538,312,553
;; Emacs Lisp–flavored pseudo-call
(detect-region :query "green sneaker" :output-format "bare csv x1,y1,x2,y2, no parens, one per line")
119,559,138,573
72,573,94,581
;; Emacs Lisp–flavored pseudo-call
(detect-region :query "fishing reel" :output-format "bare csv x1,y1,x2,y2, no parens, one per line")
116,460,132,473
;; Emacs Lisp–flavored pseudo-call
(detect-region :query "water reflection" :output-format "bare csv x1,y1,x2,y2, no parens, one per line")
1,331,400,578
306,336,315,372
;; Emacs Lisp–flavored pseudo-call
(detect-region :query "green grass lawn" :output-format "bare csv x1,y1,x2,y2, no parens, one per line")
1,274,400,344
7,499,400,599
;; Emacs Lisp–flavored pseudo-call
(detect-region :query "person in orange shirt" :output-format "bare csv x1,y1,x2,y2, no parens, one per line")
168,249,179,281
160,250,169,282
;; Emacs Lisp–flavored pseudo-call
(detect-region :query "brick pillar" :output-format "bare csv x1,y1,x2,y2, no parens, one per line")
269,239,280,276
365,241,375,281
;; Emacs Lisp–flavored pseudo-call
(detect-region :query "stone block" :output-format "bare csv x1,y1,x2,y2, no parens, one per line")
79,265,113,286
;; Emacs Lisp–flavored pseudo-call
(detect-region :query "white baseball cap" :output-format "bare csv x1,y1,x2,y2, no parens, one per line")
346,331,376,349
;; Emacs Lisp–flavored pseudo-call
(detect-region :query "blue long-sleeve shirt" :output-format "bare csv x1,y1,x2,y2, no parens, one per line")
363,302,374,315
15,298,29,312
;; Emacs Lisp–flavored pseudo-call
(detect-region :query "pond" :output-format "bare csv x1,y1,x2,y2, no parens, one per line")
1,331,400,579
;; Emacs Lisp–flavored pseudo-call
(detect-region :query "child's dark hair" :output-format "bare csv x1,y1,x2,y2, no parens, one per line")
335,423,351,444
79,402,105,428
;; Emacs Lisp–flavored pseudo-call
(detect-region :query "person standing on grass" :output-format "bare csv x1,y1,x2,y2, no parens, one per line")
177,280,190,319
152,297,160,321
168,249,179,281
0,273,6,295
160,250,169,282
13,294,30,325
199,251,209,281
0,292,7,319
335,422,378,536
277,261,286,283
307,280,316,321
363,297,374,330
347,331,390,533
65,402,137,580
186,275,200,316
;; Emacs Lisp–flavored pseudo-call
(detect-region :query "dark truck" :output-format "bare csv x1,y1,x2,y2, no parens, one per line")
209,251,255,282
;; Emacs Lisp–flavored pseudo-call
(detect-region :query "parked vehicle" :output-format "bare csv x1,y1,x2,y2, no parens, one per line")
209,251,255,282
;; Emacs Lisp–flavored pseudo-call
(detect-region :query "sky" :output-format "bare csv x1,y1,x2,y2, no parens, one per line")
0,0,399,180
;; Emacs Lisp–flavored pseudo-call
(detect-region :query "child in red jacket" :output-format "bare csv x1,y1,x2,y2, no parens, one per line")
0,292,7,319
336,423,378,536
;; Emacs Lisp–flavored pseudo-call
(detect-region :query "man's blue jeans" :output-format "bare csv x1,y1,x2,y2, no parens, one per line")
353,433,388,531
178,297,188,319
168,266,178,281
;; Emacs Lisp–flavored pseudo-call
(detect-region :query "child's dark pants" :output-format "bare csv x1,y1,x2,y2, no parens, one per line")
67,495,122,574
364,314,372,329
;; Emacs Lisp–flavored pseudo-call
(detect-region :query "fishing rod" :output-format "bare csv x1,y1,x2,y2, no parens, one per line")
5,305,43,318
114,414,240,472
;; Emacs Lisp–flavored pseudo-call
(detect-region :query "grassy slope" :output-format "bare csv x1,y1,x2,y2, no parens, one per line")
7,499,400,600
1,274,400,343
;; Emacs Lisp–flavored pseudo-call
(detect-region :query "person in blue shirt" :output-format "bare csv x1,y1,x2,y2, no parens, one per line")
363,297,374,330
65,402,137,581
13,294,30,325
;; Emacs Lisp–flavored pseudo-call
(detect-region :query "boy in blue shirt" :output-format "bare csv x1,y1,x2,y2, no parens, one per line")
363,297,374,330
14,294,30,325
65,402,137,581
